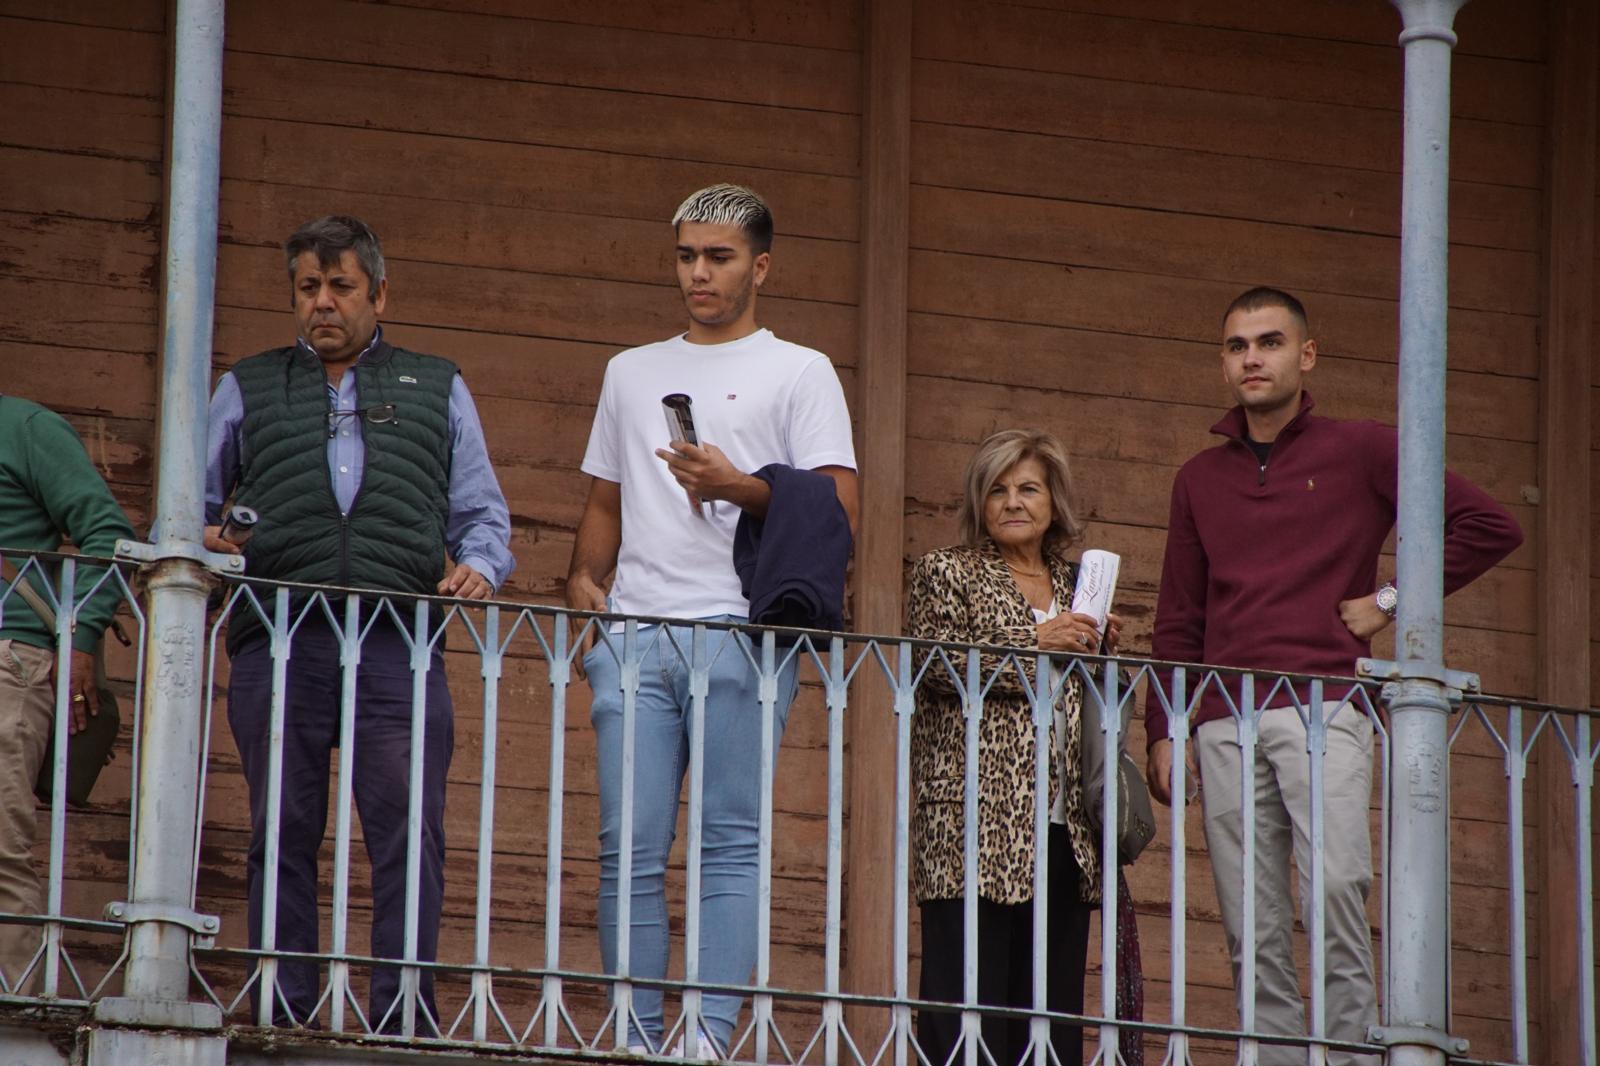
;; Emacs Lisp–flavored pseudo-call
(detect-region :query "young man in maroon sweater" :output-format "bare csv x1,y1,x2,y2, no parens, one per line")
1144,287,1522,1064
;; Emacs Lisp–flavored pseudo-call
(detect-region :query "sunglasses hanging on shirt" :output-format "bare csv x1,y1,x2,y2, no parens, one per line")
325,402,399,438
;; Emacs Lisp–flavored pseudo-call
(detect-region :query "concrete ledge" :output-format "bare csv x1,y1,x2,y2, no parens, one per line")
93,995,223,1030
225,1025,651,1065
0,1019,74,1066
87,1026,226,1066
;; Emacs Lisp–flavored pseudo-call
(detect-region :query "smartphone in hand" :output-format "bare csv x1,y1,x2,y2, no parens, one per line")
661,393,709,517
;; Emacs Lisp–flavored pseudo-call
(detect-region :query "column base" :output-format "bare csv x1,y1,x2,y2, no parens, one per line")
86,1025,225,1066
92,996,222,1030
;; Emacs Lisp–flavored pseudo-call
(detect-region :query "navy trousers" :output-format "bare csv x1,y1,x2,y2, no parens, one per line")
227,617,453,1031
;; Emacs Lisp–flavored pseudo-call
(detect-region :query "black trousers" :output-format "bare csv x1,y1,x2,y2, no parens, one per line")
228,618,453,1031
918,824,1092,1066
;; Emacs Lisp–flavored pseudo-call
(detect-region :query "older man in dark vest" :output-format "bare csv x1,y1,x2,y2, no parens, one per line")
204,215,513,1031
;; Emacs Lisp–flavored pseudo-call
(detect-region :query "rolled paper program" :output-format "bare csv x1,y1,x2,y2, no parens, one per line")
1069,549,1120,634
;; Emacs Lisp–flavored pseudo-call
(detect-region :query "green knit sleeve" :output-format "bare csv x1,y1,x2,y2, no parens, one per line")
22,410,137,652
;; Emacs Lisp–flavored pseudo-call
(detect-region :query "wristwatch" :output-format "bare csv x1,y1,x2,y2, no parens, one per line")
1375,582,1398,620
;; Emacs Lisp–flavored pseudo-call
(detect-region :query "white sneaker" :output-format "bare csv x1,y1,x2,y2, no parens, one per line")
627,1046,651,1056
670,1029,722,1061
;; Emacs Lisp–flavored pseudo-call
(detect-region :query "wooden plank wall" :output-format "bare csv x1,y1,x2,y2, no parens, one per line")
0,1,164,523
2,0,866,1044
901,2,1544,1062
202,0,864,1042
0,0,1573,1062
0,0,168,991
1539,2,1597,1063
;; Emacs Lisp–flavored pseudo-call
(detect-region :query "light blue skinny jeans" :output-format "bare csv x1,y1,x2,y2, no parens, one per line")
586,616,800,1051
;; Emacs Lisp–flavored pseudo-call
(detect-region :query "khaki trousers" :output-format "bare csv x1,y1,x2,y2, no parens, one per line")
0,639,52,994
1197,704,1378,1066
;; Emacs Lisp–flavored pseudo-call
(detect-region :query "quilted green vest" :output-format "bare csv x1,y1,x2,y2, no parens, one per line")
229,342,456,608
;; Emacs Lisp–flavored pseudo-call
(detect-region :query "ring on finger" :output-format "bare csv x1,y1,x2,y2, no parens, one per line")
71,694,86,703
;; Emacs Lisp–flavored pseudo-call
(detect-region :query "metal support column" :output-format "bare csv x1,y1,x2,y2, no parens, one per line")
1370,3,1470,1065
91,0,232,1057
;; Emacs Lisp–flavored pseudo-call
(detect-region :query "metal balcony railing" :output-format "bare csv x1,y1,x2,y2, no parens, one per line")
0,550,1588,1065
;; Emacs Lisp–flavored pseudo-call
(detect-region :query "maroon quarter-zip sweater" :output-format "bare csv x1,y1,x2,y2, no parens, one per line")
1145,392,1523,750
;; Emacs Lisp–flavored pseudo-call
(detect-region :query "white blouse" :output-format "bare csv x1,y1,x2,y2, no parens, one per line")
1031,599,1073,827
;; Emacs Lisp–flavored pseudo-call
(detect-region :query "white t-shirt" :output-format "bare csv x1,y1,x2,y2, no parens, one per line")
581,328,857,622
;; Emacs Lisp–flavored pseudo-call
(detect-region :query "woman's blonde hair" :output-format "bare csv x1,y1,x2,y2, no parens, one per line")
956,429,1084,556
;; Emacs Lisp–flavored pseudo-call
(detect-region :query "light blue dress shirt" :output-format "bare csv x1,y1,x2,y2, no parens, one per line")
205,331,515,590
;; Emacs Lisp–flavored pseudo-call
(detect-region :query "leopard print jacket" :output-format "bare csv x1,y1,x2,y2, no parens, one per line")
906,542,1101,906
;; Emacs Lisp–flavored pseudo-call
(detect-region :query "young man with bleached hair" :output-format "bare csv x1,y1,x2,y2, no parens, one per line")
1145,287,1522,1064
568,184,858,1057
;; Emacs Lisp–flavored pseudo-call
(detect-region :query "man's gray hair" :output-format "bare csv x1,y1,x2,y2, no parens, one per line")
285,215,386,300
672,184,774,254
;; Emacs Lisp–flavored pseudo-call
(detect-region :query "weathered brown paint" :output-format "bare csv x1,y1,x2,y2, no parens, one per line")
0,0,1563,1060
1536,1,1599,1063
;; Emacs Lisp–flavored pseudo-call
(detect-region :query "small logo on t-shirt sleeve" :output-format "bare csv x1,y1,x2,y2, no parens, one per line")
726,393,737,400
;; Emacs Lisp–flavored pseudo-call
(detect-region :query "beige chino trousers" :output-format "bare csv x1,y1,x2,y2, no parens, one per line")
0,639,54,994
1197,703,1378,1066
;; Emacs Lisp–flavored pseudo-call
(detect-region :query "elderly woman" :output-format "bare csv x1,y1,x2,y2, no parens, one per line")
906,428,1124,1066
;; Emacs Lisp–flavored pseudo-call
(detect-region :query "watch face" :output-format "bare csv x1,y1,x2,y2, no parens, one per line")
1376,586,1398,615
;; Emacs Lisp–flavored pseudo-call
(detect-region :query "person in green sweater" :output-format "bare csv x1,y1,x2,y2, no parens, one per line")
0,394,135,991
